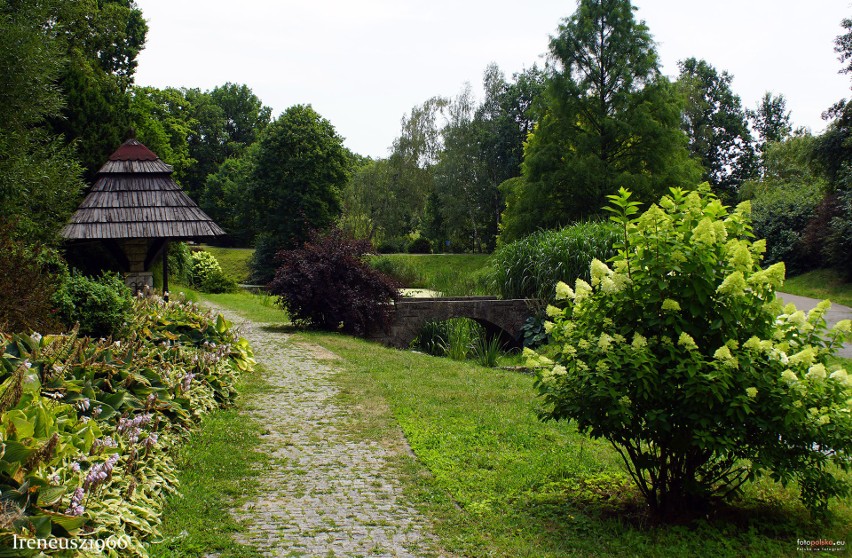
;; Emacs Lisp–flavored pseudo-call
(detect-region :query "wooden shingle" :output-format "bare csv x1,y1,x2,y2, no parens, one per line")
62,139,225,240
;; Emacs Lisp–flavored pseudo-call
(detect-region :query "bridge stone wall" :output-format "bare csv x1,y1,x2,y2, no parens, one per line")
369,297,536,349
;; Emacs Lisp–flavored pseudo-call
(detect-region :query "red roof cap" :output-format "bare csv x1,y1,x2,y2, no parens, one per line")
108,138,159,161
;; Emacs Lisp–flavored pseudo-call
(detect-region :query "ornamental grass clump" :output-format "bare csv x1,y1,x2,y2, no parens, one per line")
531,185,852,520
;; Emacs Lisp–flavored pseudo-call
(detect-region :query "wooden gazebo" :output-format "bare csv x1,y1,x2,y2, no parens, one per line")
62,138,225,295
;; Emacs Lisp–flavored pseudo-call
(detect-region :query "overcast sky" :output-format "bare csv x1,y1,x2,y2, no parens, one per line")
134,0,851,158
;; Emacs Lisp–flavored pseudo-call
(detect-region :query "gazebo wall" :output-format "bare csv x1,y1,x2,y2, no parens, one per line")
122,239,153,292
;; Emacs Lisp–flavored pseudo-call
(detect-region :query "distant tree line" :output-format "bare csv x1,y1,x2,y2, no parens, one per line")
2,0,849,284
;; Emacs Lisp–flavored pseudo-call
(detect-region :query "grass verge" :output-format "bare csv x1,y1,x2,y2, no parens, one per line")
147,363,273,558
177,284,288,324
783,268,852,307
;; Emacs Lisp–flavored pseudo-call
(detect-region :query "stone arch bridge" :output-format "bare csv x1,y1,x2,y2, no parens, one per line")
368,297,539,349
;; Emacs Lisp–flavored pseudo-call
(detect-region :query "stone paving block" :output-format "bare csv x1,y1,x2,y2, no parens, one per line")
205,304,442,557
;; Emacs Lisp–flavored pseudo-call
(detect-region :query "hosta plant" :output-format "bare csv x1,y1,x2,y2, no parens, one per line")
531,185,852,519
0,295,254,556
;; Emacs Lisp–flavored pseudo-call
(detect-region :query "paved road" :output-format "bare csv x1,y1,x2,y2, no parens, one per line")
205,303,440,557
777,292,852,359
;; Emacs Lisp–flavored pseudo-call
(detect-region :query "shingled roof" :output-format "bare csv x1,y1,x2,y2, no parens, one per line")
62,139,226,240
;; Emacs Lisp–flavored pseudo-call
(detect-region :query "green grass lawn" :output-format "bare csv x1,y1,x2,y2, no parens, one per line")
177,284,288,324
368,253,494,295
200,245,254,284
782,268,852,307
189,290,850,558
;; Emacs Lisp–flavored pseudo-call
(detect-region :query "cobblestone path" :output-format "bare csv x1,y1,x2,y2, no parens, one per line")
207,305,439,557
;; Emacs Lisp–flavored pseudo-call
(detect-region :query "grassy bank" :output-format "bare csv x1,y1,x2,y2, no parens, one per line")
783,268,852,307
189,290,850,557
200,245,254,284
368,253,493,295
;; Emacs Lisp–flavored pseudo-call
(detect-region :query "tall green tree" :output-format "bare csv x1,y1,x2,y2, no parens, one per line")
748,92,792,177
434,85,490,252
814,17,852,186
248,105,350,281
677,58,756,198
0,0,85,243
200,146,258,246
49,0,147,178
749,92,792,146
180,84,271,200
209,83,272,156
129,86,197,183
340,157,403,244
500,0,701,242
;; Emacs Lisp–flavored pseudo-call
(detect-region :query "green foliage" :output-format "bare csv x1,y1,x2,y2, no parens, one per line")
367,254,492,296
189,250,237,294
490,221,620,300
0,225,64,333
249,105,350,282
167,242,193,285
48,0,147,178
407,237,432,254
0,296,254,554
200,149,258,246
472,334,503,367
825,190,852,277
0,0,86,244
198,245,253,284
369,256,423,286
52,272,133,338
413,318,483,361
750,182,823,274
129,86,196,184
500,0,702,241
748,91,792,173
532,186,852,519
678,58,756,199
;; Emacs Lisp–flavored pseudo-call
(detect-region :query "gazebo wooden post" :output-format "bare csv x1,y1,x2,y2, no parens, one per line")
162,241,169,302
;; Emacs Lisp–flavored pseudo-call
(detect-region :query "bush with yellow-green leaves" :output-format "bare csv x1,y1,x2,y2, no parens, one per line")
531,185,852,520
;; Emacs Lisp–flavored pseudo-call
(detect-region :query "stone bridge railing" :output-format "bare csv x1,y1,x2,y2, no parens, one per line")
368,297,539,349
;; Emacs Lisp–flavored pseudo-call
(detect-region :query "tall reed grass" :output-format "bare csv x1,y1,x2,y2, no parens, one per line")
489,221,620,301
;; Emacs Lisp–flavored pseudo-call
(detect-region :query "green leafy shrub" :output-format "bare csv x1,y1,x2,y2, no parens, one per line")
473,334,502,367
269,228,400,335
407,237,432,254
825,189,852,277
412,318,485,361
248,232,280,284
531,186,852,519
189,250,237,293
376,237,407,254
52,272,133,338
750,181,822,274
490,221,620,300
